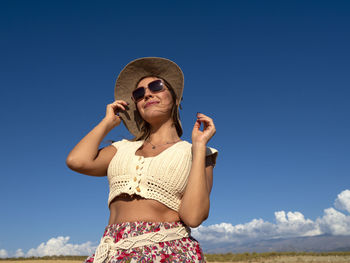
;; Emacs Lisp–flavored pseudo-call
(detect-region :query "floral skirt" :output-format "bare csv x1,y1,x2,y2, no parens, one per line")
84,221,206,263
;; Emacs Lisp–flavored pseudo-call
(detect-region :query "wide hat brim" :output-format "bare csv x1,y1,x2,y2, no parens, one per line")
114,57,184,137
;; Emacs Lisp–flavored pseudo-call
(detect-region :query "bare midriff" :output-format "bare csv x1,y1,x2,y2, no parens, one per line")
108,193,181,225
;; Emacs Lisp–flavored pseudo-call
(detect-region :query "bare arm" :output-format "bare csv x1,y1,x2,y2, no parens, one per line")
65,100,128,176
179,113,216,227
179,144,214,227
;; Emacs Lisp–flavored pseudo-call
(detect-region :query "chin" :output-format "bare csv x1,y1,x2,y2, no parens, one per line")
142,109,171,123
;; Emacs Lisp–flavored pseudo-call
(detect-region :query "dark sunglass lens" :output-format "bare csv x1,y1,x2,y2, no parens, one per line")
132,87,145,101
148,80,164,92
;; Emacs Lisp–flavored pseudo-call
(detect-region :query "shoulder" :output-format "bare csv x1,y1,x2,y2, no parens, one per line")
180,140,218,167
179,140,218,156
179,140,192,148
110,139,140,149
205,146,218,157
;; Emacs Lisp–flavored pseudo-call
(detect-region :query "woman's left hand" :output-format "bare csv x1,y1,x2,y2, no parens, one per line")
192,113,216,145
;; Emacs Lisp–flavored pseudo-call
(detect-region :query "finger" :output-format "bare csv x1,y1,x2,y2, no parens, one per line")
193,119,201,128
107,105,124,117
114,100,129,106
192,119,202,131
197,112,211,119
112,100,129,107
196,118,216,133
197,115,213,122
196,117,214,128
111,102,126,111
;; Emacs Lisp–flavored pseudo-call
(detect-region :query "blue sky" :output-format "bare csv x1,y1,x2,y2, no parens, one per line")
1,0,350,257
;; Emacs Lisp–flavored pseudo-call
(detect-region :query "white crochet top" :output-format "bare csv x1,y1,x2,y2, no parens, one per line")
107,139,218,211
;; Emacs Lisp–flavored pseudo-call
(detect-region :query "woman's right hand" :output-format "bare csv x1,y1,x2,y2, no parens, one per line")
103,100,129,128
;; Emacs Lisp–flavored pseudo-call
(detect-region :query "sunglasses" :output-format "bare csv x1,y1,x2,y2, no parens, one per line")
132,79,165,102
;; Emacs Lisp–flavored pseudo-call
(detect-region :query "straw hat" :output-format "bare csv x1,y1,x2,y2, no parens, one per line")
114,57,184,137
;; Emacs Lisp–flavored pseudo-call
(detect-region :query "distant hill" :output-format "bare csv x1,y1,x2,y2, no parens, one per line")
202,235,350,253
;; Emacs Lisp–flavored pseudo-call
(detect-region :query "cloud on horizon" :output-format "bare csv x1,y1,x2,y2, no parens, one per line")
192,189,350,245
0,249,8,258
0,237,96,258
1,189,350,258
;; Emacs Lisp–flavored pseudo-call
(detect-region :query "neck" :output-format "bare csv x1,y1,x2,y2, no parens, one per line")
147,119,180,144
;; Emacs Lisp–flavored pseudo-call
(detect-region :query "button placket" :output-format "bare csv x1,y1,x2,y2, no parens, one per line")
135,156,145,193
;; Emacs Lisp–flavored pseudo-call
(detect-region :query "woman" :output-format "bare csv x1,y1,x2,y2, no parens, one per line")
66,57,218,263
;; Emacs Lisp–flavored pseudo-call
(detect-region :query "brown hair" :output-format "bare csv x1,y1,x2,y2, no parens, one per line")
132,76,183,141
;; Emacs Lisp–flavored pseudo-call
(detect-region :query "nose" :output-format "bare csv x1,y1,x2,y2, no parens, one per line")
143,87,153,100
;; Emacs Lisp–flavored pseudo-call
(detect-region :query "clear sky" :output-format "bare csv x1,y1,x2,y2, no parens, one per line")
1,0,350,257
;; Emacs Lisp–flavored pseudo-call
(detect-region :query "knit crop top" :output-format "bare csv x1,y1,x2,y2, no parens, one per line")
107,139,218,212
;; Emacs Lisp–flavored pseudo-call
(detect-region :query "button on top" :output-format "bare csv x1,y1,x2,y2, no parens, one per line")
135,155,146,187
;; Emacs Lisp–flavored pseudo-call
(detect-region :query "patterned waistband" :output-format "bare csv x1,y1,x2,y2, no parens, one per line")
93,222,191,263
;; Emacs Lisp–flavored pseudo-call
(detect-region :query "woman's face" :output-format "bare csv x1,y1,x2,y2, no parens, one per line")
135,76,174,124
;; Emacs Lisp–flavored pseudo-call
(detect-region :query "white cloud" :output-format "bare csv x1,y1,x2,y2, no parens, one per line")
25,236,96,257
15,249,24,257
192,219,276,245
192,189,350,244
335,189,350,213
316,207,350,235
274,211,320,237
0,249,8,258
2,237,96,258
192,212,320,245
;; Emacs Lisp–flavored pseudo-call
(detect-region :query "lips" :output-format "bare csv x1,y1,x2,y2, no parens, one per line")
144,101,159,108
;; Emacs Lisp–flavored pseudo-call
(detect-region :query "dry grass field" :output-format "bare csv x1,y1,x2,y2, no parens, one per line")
1,252,350,262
